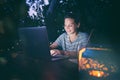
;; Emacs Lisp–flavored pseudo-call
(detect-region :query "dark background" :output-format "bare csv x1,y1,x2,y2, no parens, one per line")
0,0,118,53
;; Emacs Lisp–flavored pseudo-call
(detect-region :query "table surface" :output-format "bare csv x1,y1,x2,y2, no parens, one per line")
0,54,79,80
1,48,119,80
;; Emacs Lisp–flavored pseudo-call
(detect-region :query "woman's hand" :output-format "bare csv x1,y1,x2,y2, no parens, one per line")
50,49,62,56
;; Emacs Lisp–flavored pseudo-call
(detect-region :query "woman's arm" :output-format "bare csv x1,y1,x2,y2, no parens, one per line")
50,49,78,58
63,50,78,58
50,42,58,49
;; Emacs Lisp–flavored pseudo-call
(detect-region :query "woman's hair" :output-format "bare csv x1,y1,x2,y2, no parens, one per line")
64,12,80,24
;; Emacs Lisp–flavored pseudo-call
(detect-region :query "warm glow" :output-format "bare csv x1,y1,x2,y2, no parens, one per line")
78,56,116,77
87,47,110,51
78,48,86,70
78,48,86,60
89,70,109,77
78,48,116,78
89,70,103,77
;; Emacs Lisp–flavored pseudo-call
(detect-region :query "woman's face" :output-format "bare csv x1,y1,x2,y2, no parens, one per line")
64,18,79,35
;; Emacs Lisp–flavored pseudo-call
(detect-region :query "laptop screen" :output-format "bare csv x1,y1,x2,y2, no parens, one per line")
18,26,51,60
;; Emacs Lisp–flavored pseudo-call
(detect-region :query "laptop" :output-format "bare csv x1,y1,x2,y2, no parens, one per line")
18,26,68,61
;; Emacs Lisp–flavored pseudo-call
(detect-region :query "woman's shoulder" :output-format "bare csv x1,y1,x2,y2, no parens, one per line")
55,32,67,41
59,32,67,37
78,32,88,36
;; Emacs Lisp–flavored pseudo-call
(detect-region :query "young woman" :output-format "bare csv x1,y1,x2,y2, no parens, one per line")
50,13,88,58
